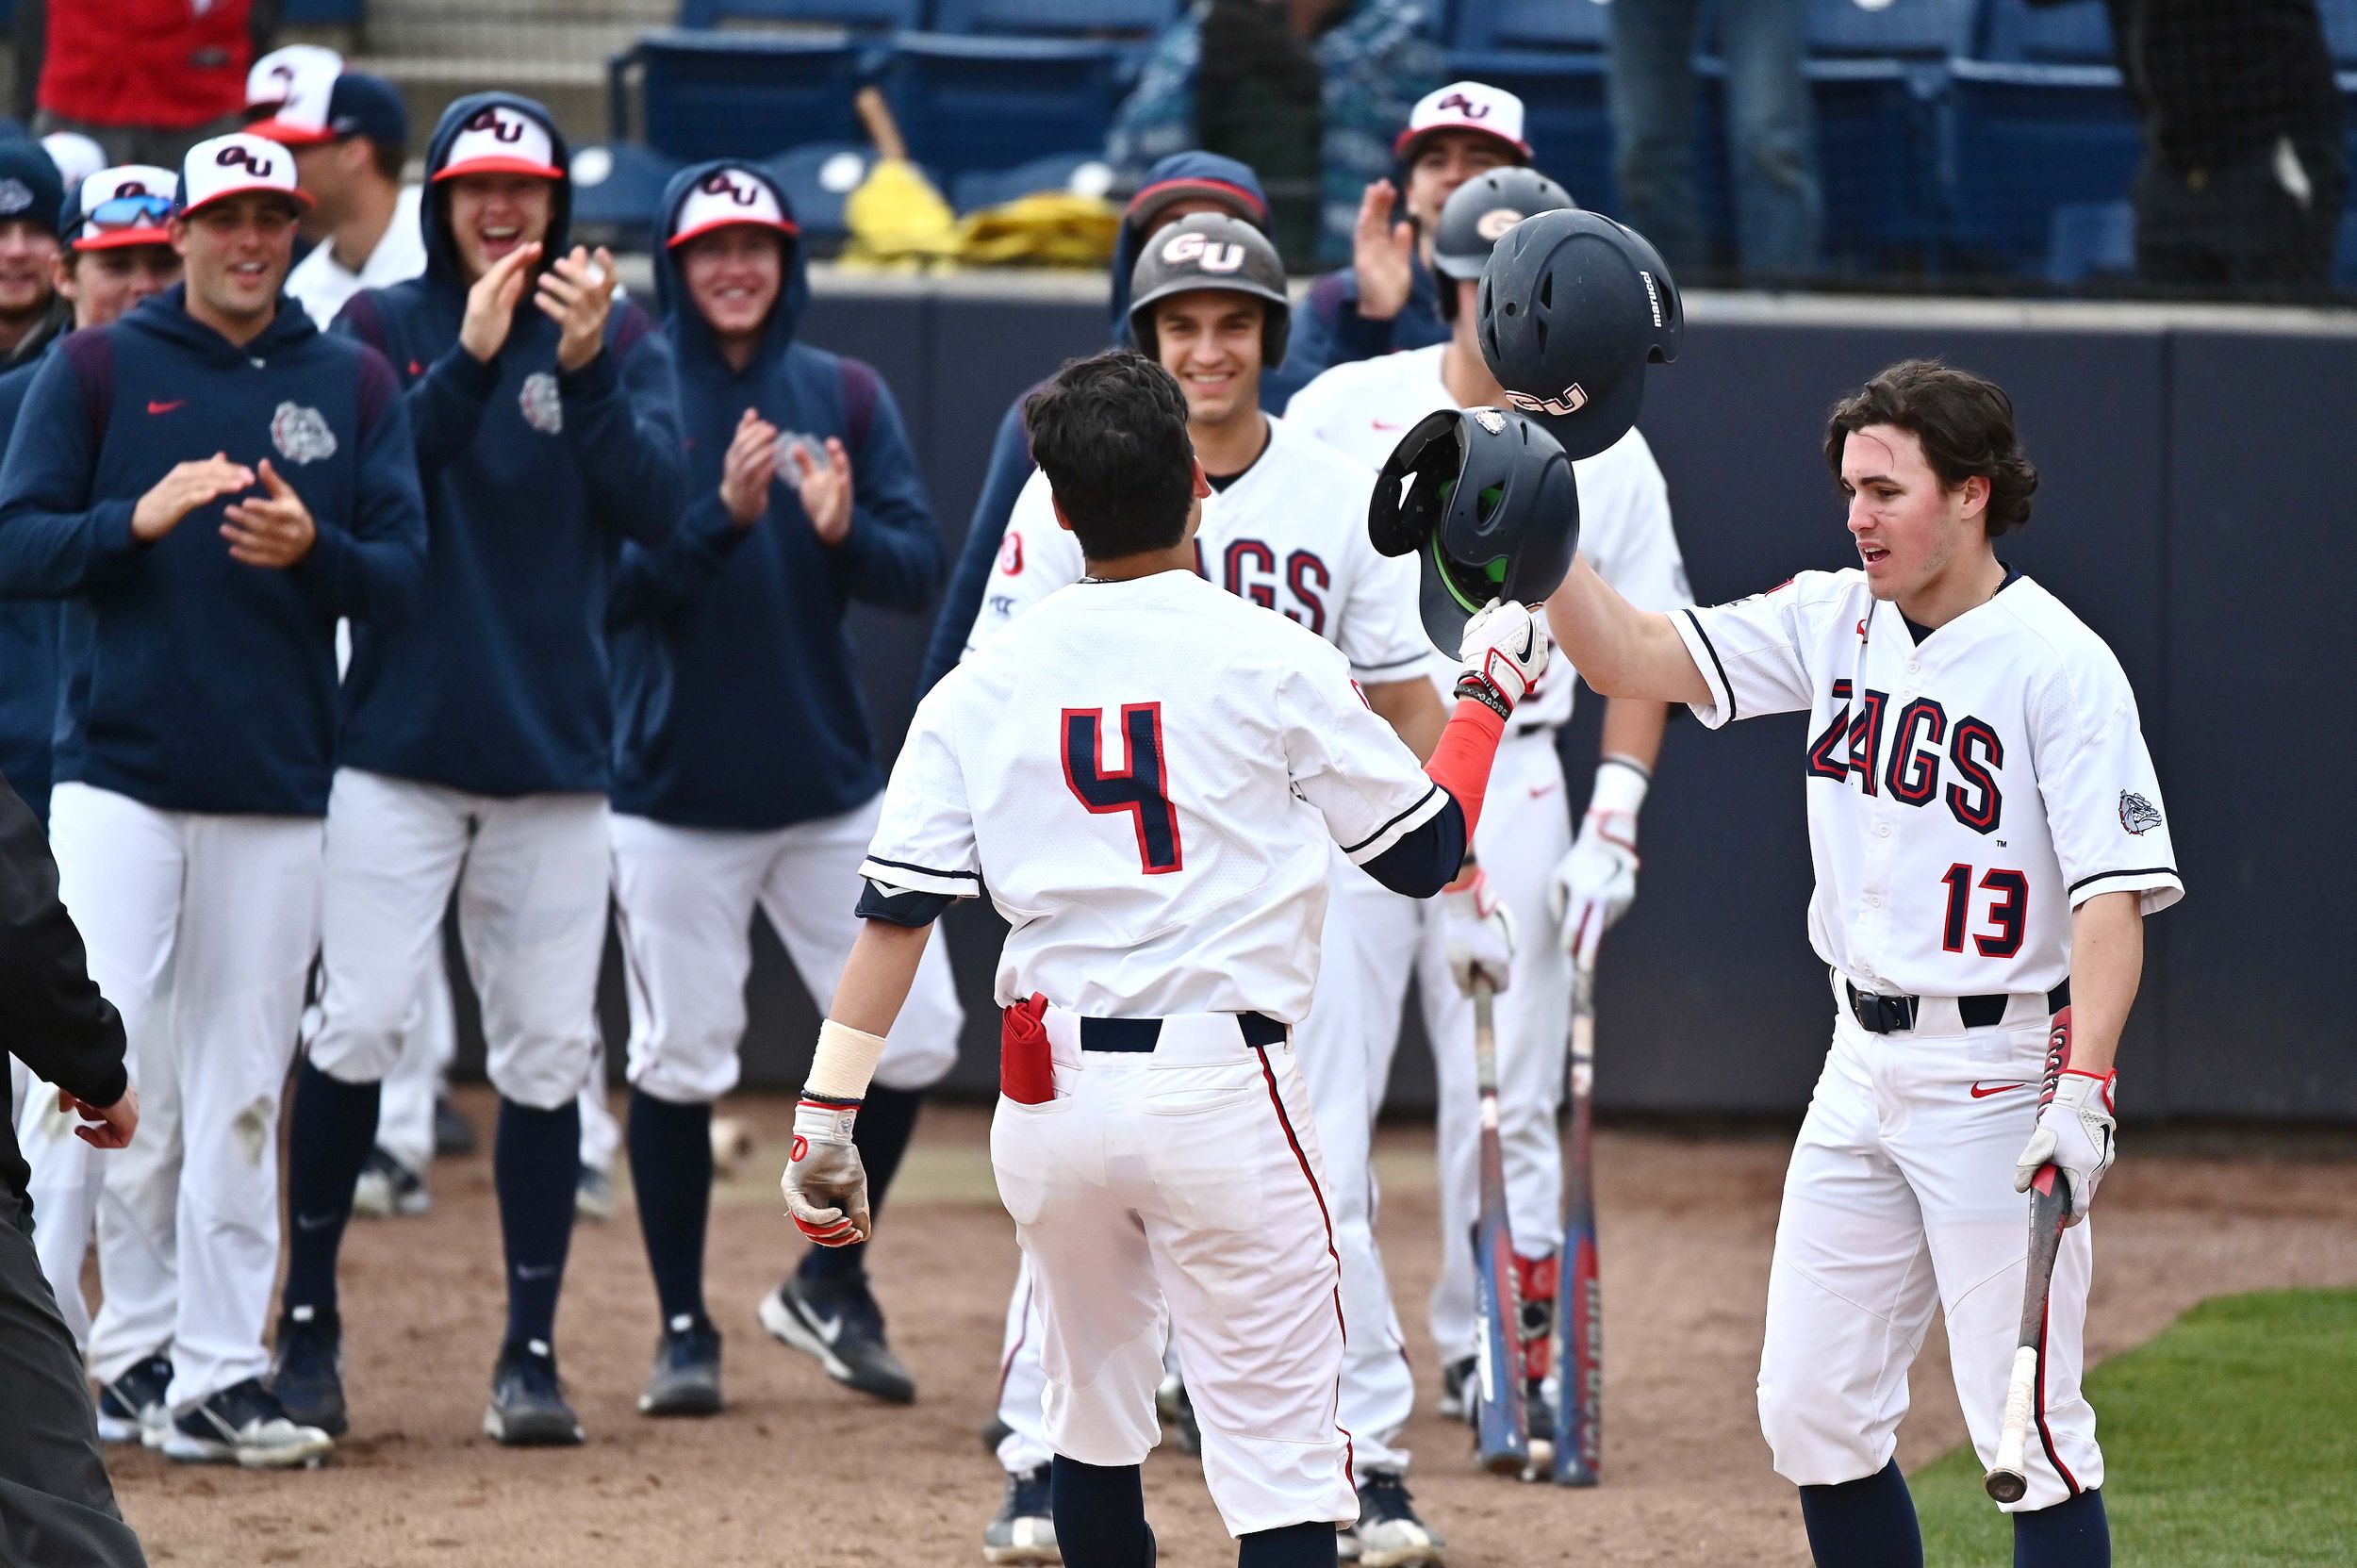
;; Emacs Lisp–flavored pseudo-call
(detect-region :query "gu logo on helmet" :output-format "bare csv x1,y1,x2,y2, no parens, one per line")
465,107,527,144
271,402,338,465
1506,384,1589,418
1436,92,1490,121
1162,230,1244,273
1475,206,1524,242
217,144,277,178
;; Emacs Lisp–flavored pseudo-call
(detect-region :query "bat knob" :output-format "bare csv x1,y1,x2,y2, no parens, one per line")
1984,1468,2028,1505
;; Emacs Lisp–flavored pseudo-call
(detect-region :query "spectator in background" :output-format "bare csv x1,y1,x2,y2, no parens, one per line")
1272,79,1531,407
1107,0,1442,269
38,134,108,205
0,144,69,369
2105,0,2347,291
1608,0,1821,277
15,0,275,169
248,58,424,330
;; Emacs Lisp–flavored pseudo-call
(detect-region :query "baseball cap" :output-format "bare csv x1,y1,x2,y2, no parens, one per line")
0,141,67,233
39,132,108,198
178,134,314,218
668,165,798,249
433,104,563,183
1125,173,1267,237
63,166,179,250
250,70,409,151
1393,81,1531,163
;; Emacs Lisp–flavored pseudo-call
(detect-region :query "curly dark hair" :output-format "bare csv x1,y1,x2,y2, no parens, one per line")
1025,350,1196,560
1823,359,2040,537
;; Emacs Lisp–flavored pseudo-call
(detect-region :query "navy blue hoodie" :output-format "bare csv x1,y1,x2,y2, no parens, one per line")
610,163,943,832
334,92,686,798
0,354,63,820
915,152,1269,694
0,288,426,817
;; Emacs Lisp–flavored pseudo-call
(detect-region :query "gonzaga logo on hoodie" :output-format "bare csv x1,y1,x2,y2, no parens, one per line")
271,402,338,464
520,371,563,435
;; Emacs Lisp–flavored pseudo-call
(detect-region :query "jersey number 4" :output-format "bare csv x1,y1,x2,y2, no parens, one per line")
1939,864,2027,958
1063,705,1183,875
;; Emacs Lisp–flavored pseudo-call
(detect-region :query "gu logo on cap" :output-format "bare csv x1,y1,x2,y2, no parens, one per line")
1395,80,1532,158
434,107,563,183
667,166,798,249
244,43,344,141
178,133,313,217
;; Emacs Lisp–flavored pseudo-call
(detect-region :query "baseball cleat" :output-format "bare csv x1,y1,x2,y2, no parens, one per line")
484,1339,585,1446
1520,1378,1557,1481
1438,1355,1476,1424
352,1147,430,1219
759,1271,915,1404
1154,1370,1201,1457
982,1463,1059,1564
639,1315,722,1417
161,1378,334,1469
575,1164,617,1223
433,1094,479,1159
1353,1470,1445,1568
95,1350,173,1447
270,1304,349,1437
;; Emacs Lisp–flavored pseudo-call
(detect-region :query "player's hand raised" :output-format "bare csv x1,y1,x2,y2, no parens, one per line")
782,1102,871,1246
1352,180,1417,323
719,408,780,528
536,244,617,373
1455,600,1551,717
132,454,254,543
222,459,317,569
788,435,853,546
459,241,540,365
1441,868,1517,995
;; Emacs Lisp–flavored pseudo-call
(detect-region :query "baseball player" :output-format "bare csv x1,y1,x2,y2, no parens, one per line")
605,161,958,1416
0,131,428,1466
269,92,684,1448
781,346,1550,1568
916,152,1272,701
0,141,72,370
1284,169,1693,1448
0,162,183,1447
968,215,1464,1566
1268,81,1530,408
1534,358,2176,1567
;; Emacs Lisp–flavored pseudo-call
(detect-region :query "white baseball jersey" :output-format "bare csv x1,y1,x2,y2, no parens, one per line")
964,415,1430,685
868,569,1443,1024
1673,569,2182,998
1284,342,1693,724
288,185,426,331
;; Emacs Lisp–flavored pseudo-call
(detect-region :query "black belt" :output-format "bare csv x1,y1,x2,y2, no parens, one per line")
1079,1013,1287,1052
1845,980,2070,1035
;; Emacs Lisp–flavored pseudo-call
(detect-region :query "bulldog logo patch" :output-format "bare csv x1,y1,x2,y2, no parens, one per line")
270,402,338,465
519,371,563,435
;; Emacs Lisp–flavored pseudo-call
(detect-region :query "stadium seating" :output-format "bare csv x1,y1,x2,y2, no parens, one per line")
569,141,684,251
614,30,867,164
1445,0,1616,213
880,33,1127,182
677,0,920,29
931,0,1176,39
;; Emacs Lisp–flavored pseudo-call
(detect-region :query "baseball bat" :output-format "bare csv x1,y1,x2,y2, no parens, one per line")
1470,981,1530,1476
1552,954,1601,1486
1985,1007,2075,1505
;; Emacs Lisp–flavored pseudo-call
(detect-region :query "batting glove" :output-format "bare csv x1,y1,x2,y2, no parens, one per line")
782,1097,871,1246
2014,1069,2117,1225
1455,600,1551,718
1548,756,1651,965
1441,868,1518,996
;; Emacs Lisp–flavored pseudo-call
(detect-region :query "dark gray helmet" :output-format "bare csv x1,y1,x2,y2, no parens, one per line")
1475,209,1680,459
1433,166,1576,282
1367,405,1579,651
1128,212,1292,369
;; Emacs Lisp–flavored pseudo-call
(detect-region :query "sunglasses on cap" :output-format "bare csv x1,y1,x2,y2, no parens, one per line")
89,193,176,230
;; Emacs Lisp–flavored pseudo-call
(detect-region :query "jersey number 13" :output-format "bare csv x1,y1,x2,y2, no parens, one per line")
1062,705,1183,875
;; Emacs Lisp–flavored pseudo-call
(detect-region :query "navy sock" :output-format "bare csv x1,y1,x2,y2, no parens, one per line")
626,1088,712,1329
1797,1459,1923,1568
799,1083,923,1285
1048,1455,1153,1568
2014,1489,2108,1568
282,1061,382,1315
494,1096,581,1352
1237,1521,1336,1568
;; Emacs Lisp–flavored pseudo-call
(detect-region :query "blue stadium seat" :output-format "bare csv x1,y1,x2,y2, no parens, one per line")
2043,197,2134,286
568,143,683,250
677,0,921,29
615,30,866,164
1979,0,2116,65
761,140,936,242
931,0,1175,38
2318,0,2357,70
1444,0,1615,213
951,152,1112,212
1451,0,1611,54
882,34,1125,181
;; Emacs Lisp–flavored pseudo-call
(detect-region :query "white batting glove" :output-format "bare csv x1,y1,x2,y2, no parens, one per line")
1440,868,1518,996
2013,1069,2117,1225
782,1098,871,1246
1454,600,1551,718
1547,757,1651,965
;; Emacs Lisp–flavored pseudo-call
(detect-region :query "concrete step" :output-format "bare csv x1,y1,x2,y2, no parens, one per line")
365,57,612,150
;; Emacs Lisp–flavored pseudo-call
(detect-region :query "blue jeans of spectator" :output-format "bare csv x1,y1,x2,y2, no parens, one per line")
1607,0,1821,275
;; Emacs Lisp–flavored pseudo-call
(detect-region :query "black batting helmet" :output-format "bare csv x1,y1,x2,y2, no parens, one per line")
1475,209,1680,460
1434,167,1576,282
1128,213,1292,369
1368,406,1579,651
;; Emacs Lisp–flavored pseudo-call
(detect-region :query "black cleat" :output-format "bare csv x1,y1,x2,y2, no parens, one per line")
161,1378,334,1468
96,1350,174,1447
1438,1355,1476,1424
639,1316,722,1417
484,1339,585,1446
981,1463,1059,1564
758,1270,915,1404
271,1305,348,1437
1353,1470,1445,1567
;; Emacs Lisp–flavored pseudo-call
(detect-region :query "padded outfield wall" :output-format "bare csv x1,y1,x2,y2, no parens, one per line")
535,278,2356,1124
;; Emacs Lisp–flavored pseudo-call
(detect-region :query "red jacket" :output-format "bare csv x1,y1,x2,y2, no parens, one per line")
39,0,253,130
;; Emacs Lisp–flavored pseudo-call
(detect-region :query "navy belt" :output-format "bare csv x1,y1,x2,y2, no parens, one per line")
1846,980,2071,1035
1078,1013,1288,1052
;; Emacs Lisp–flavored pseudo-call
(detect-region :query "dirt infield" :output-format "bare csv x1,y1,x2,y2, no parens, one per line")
108,1093,2357,1568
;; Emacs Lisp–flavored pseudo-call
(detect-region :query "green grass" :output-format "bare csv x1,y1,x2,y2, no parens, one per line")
1914,1289,2357,1567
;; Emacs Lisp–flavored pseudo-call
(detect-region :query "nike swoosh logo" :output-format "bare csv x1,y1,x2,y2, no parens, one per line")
516,1263,560,1280
146,399,185,415
1970,1081,2028,1098
809,1309,844,1346
1371,419,1405,430
1529,783,1559,800
294,1211,339,1231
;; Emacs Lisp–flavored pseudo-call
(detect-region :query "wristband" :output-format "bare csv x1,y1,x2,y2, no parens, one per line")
805,1017,887,1103
1453,671,1512,721
794,1097,859,1147
1588,754,1651,818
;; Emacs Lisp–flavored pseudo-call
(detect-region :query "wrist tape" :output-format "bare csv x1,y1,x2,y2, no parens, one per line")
805,1018,887,1104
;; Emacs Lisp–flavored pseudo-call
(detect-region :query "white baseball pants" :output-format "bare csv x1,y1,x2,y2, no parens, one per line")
609,797,962,1106
990,1007,1357,1538
306,769,607,1110
35,784,321,1410
1757,975,2101,1511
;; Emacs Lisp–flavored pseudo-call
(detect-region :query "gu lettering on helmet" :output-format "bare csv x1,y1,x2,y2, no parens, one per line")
1475,209,1679,460
1127,213,1292,367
